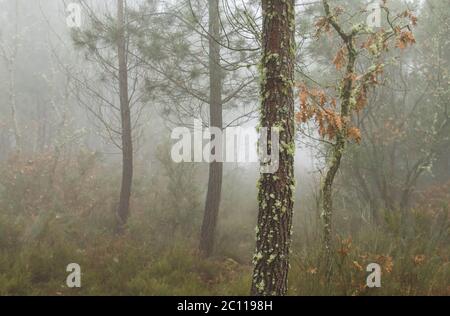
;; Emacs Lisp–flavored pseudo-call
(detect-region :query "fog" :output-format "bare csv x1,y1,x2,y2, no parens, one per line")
0,0,448,296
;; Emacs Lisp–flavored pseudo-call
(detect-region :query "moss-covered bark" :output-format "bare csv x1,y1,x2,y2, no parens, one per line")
321,0,357,281
251,0,296,296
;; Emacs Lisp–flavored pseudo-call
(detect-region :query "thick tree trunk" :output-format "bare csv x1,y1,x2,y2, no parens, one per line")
251,0,296,296
116,0,133,234
199,0,223,257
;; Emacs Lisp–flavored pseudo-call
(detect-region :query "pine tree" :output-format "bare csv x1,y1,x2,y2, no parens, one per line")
199,0,223,257
116,0,133,233
251,0,296,296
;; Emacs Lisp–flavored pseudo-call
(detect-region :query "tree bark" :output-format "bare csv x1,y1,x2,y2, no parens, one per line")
116,0,133,234
199,0,223,257
321,136,344,281
7,0,21,151
320,1,357,278
251,0,296,296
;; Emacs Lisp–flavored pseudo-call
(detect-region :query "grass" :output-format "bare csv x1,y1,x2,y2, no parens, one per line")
0,151,448,296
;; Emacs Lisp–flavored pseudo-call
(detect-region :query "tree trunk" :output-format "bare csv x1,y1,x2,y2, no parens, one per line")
8,0,21,151
251,0,296,296
320,28,356,280
7,64,21,151
116,0,133,234
321,136,344,282
199,0,223,257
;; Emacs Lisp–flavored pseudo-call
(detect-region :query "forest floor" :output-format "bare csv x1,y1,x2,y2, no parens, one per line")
0,153,448,296
0,213,448,296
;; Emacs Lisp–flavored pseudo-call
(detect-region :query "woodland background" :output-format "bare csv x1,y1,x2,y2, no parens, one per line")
0,0,448,295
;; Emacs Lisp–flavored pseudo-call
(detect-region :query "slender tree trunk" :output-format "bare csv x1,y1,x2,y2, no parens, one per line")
321,136,344,282
7,61,21,150
116,0,133,234
199,0,223,258
251,0,296,296
8,0,21,151
321,32,356,281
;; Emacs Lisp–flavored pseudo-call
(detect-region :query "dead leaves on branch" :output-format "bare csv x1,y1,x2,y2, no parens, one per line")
402,10,418,27
333,46,347,71
314,17,330,39
296,59,386,145
396,30,416,50
300,2,417,147
296,84,362,144
296,60,385,144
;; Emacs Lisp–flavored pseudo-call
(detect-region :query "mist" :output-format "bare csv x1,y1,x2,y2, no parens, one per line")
0,0,448,296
